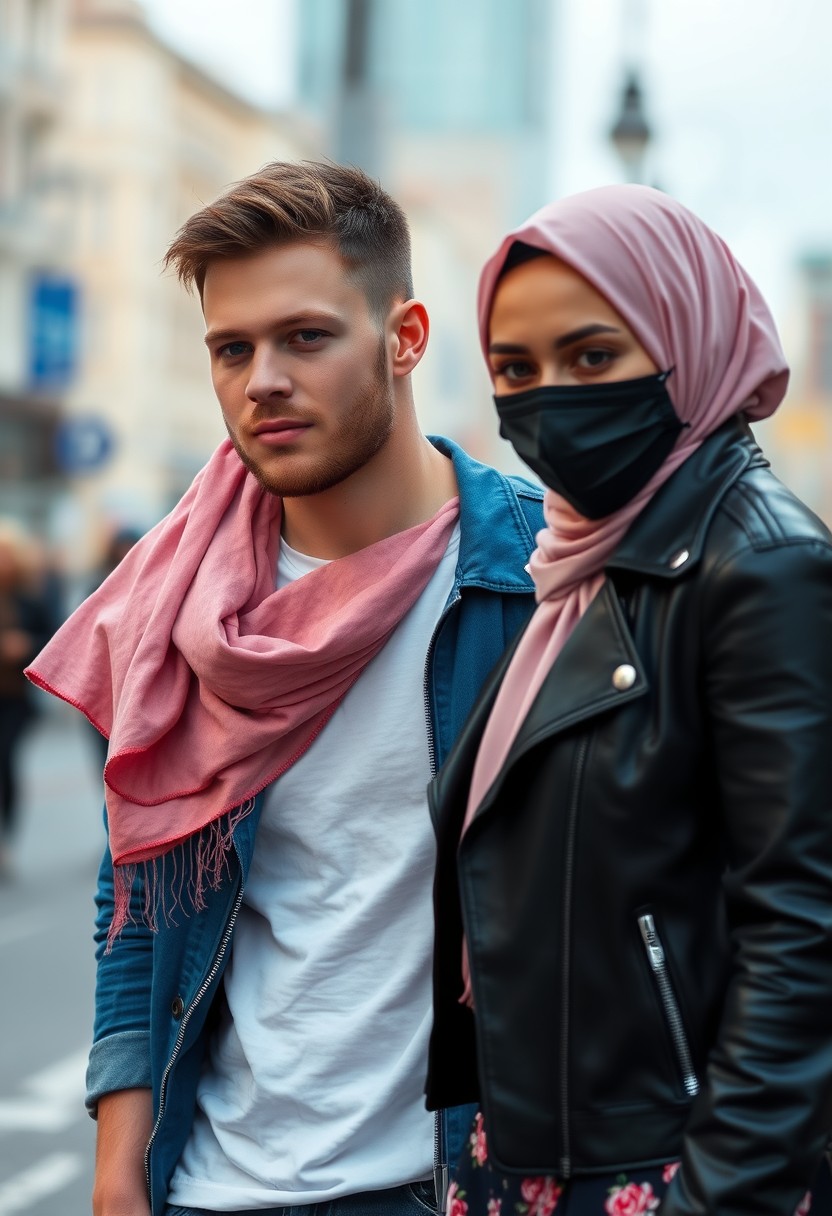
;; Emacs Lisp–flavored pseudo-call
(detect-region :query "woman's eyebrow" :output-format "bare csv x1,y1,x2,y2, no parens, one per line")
555,323,621,350
488,342,529,356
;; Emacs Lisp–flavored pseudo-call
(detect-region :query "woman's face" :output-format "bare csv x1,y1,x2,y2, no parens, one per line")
487,253,658,394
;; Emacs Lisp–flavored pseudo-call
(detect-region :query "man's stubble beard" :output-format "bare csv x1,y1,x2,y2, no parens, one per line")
227,337,395,499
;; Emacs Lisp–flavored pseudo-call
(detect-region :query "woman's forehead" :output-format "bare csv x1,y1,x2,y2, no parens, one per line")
489,255,628,335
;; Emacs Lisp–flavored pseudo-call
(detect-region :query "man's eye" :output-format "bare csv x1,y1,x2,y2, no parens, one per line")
217,341,250,358
294,329,327,345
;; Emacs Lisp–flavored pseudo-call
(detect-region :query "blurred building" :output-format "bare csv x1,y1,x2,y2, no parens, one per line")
0,0,72,531
765,251,832,525
49,0,309,571
296,0,555,467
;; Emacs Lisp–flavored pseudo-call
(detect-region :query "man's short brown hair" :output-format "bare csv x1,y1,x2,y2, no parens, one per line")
164,160,413,318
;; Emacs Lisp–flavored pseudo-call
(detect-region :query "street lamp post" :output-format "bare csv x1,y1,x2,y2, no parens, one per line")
335,0,384,175
608,71,652,184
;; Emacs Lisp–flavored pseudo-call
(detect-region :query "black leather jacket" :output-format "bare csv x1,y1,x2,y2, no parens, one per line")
427,421,832,1216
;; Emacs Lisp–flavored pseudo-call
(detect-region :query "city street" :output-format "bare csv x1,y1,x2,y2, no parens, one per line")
0,701,107,1215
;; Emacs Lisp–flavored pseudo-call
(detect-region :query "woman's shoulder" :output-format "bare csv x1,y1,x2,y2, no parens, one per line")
707,462,832,561
699,463,832,611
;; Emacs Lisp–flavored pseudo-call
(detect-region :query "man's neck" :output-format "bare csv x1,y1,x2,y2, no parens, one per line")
281,418,458,560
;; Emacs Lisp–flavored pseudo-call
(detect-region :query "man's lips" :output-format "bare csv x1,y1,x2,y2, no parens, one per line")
251,419,312,445
252,419,312,434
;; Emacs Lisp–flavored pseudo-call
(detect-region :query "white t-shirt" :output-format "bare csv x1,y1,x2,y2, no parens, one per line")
168,524,460,1209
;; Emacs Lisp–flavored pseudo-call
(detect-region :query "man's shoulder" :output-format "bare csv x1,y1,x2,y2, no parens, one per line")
430,435,543,588
429,434,543,507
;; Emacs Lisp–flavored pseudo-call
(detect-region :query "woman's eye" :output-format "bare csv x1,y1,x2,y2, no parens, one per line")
497,361,535,382
576,348,613,370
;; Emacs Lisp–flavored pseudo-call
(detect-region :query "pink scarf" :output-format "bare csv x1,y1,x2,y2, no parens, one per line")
26,439,459,938
459,185,788,1003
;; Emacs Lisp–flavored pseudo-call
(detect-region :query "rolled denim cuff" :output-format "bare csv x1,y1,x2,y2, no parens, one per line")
85,1029,152,1118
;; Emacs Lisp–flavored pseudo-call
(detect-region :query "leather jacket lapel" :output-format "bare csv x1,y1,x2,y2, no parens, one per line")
507,580,647,753
467,581,648,829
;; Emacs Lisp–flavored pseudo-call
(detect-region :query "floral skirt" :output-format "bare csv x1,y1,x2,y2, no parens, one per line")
448,1112,829,1215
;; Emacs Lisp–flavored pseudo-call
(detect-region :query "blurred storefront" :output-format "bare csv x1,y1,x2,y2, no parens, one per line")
0,0,73,532
45,0,310,573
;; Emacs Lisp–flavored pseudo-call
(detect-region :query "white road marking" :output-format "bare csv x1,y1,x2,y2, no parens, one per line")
24,1048,88,1102
0,1152,83,1214
0,1100,74,1134
0,1048,88,1133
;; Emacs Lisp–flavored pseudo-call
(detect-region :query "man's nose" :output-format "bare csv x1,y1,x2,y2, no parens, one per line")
245,347,293,402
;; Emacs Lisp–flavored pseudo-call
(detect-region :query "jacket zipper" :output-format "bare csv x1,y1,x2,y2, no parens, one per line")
637,913,699,1098
424,588,460,1213
143,881,245,1201
433,1112,449,1214
558,736,589,1180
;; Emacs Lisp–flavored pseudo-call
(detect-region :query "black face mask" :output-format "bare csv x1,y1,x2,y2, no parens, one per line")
494,369,686,519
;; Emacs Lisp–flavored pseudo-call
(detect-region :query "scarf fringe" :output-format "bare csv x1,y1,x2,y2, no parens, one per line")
106,799,255,952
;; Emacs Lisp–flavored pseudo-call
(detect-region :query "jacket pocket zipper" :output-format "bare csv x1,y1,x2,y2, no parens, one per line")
433,1106,448,1213
637,913,699,1099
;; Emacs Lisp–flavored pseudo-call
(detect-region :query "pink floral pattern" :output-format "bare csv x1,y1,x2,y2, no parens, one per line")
470,1111,488,1166
604,1180,660,1215
447,1110,829,1214
518,1176,563,1216
447,1180,469,1216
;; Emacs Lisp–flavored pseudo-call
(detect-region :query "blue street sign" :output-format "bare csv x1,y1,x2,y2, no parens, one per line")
28,272,80,391
54,415,115,474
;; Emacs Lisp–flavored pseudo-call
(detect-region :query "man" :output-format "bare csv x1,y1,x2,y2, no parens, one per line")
26,161,543,1216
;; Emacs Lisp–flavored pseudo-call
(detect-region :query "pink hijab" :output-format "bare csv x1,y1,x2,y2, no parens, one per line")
463,184,790,836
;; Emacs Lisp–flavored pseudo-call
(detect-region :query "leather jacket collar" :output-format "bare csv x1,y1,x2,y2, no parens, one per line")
608,416,765,580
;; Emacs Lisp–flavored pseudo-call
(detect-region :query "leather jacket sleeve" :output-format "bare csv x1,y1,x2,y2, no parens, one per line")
664,537,832,1215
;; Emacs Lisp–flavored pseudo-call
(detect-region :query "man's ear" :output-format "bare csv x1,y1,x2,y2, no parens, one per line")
388,300,429,378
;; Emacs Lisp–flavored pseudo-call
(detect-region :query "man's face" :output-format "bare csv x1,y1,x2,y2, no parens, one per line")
202,240,395,497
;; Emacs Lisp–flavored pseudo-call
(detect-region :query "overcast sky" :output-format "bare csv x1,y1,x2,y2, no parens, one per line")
142,0,832,317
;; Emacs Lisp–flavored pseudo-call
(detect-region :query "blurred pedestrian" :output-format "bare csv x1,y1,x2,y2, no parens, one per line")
0,521,54,876
24,161,544,1216
88,526,143,595
427,186,832,1215
84,526,142,769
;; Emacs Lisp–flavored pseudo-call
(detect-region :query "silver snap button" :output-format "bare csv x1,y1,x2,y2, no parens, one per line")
612,663,637,691
669,549,690,570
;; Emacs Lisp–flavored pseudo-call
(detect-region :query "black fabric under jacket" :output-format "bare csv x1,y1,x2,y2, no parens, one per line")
426,419,832,1216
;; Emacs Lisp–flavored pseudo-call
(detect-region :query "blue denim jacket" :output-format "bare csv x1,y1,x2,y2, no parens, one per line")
87,437,543,1215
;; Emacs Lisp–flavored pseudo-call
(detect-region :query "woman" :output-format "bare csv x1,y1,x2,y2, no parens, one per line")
426,186,832,1216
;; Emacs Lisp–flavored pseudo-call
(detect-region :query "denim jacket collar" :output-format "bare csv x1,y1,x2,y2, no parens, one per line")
430,435,539,594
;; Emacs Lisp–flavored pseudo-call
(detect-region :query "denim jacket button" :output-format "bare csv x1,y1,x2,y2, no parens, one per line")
171,995,185,1019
